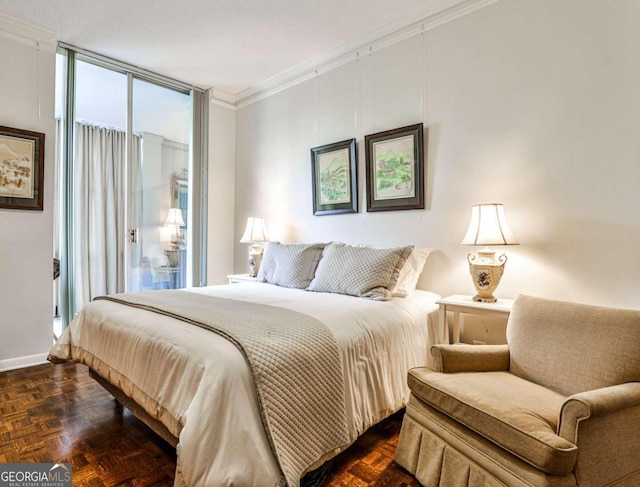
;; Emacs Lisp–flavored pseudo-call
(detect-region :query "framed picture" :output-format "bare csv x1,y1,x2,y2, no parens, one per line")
310,138,358,216
0,126,45,211
365,123,424,212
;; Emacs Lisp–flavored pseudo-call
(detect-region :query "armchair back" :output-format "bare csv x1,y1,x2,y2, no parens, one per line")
506,295,640,396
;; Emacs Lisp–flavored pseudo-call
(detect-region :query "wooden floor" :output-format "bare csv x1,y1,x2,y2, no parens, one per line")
0,362,420,487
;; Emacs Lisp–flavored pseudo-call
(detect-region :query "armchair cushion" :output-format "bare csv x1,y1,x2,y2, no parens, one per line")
407,368,577,475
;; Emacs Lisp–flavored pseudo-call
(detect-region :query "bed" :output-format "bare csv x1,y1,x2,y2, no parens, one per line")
48,243,445,487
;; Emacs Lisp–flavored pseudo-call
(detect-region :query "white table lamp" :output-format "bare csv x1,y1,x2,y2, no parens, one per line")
461,203,518,302
164,208,185,248
240,217,270,277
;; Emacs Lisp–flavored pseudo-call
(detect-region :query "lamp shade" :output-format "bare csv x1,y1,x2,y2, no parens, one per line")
240,217,269,243
461,203,518,246
165,207,185,227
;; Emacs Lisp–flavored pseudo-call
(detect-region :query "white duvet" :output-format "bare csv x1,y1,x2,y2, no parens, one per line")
49,283,443,486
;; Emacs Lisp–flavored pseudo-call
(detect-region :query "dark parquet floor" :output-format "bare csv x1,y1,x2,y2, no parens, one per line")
0,362,419,487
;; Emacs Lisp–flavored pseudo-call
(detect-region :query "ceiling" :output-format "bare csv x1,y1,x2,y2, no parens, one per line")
0,0,474,102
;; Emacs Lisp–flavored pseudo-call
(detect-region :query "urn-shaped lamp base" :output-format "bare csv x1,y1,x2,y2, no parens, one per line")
248,244,265,277
468,248,507,303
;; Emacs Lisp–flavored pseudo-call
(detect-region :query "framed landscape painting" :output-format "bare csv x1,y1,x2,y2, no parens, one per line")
311,138,357,216
0,126,45,211
365,123,424,212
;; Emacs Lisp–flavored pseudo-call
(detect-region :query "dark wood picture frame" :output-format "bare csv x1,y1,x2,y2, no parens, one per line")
311,138,358,216
0,125,45,211
365,123,424,212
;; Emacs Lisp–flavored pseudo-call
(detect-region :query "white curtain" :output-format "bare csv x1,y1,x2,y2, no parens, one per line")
72,122,141,310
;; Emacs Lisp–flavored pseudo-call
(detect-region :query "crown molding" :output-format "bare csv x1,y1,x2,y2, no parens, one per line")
209,89,237,110
0,12,56,51
235,0,498,109
0,0,497,108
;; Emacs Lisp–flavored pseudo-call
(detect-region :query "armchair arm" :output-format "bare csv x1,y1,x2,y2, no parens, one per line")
558,382,640,441
430,344,510,373
558,382,640,486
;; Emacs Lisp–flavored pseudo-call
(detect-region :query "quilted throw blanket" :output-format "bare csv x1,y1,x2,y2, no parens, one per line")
95,290,351,487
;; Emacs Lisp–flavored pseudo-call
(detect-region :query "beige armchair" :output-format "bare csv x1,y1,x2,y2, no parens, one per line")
395,295,640,486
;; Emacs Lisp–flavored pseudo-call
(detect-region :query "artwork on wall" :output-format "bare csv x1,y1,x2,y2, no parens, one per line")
0,126,45,211
172,172,188,220
365,123,424,212
310,138,358,216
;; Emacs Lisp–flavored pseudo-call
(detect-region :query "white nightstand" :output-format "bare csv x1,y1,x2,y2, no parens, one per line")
437,294,514,344
227,273,258,284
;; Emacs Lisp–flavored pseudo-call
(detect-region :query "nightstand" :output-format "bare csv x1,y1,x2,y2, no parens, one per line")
227,273,258,284
437,294,514,344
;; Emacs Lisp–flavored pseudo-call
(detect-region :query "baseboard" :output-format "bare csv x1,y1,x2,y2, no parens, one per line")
0,353,49,372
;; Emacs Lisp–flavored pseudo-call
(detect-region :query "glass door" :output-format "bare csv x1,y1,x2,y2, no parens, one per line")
55,47,204,328
129,78,192,292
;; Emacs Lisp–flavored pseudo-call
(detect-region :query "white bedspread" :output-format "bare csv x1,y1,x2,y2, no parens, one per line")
49,283,443,487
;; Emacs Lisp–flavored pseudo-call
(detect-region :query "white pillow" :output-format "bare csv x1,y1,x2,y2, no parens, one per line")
307,242,413,300
392,248,431,297
257,243,326,289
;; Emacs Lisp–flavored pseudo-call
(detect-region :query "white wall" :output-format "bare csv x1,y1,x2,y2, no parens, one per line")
235,0,640,341
207,101,236,284
0,34,56,369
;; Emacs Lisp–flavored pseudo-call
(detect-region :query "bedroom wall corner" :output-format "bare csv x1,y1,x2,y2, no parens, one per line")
207,100,236,284
0,31,56,368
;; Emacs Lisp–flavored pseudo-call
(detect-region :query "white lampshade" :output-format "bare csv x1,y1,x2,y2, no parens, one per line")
240,217,269,243
461,203,518,246
165,207,185,227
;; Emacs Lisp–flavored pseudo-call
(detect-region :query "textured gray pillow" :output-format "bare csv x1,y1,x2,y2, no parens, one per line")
307,243,414,300
257,243,326,288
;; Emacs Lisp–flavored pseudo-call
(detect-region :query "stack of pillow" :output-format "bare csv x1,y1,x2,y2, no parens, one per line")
256,242,430,301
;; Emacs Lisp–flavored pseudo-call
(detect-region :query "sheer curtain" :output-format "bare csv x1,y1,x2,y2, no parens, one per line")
72,122,141,310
